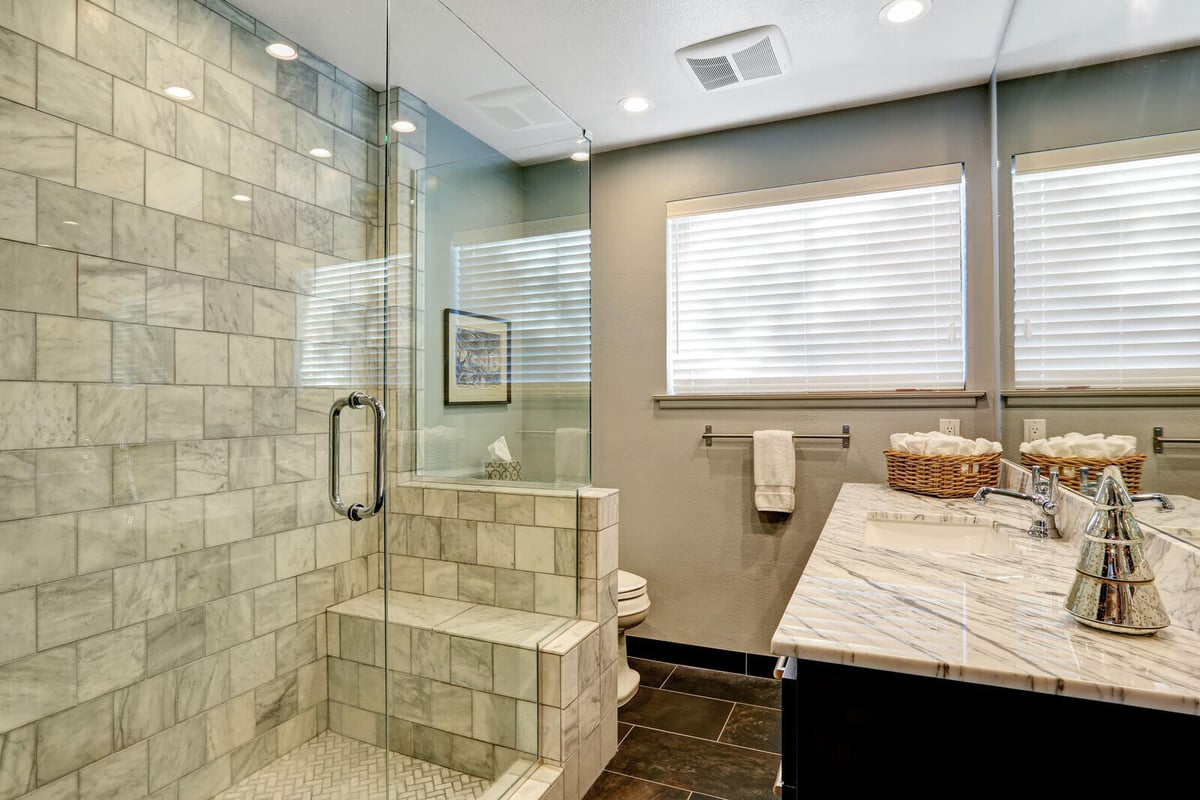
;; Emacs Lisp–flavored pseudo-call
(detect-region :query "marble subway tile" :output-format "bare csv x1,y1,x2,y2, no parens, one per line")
229,634,274,697
205,64,253,130
176,218,229,279
36,182,113,258
337,615,375,665
115,0,179,42
115,80,176,156
327,657,357,706
536,496,577,529
78,384,146,446
316,74,352,129
296,657,326,710
0,515,76,593
178,106,230,173
450,637,493,692
79,740,148,799
114,201,176,269
274,339,296,386
147,386,203,441
176,329,228,385
536,573,576,617
275,617,317,675
205,693,254,761
229,436,273,489
0,98,75,184
0,27,36,109
114,671,176,749
252,387,295,435
176,545,230,608
113,323,175,385
315,164,351,216
424,560,458,600
36,447,112,516
146,268,204,329
228,730,276,786
0,0,76,56
277,58,317,112
36,696,113,784
275,242,314,294
38,572,113,650
37,47,112,133
77,128,145,203
473,691,516,748
442,519,478,563
275,527,315,580
0,380,76,451
407,516,441,559
253,673,297,735
0,588,36,665
458,492,496,523
0,450,35,522
495,569,535,613
253,287,296,338
113,558,176,626
77,0,147,85
515,526,556,573
145,496,203,560
178,750,231,799
228,231,275,288
0,723,36,800
77,623,147,701
148,716,206,791
296,568,334,620
555,528,576,576
203,170,253,231
175,438,229,496
204,590,253,654
275,149,315,206
228,129,274,191
78,503,146,572
251,187,297,244
0,168,36,244
146,606,205,675
38,315,111,383
0,240,77,315
178,0,230,66
229,335,275,387
412,629,450,682
0,648,77,734
230,27,275,92
431,682,473,738
458,564,496,605
333,129,367,180
478,522,516,569
176,651,231,719
147,36,204,106
146,152,202,219
78,258,146,324
252,483,296,536
252,87,296,149
295,202,333,253
295,112,333,160
315,519,351,568
254,579,297,636
204,279,254,335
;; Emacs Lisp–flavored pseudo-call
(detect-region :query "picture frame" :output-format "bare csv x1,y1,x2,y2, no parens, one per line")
443,308,512,405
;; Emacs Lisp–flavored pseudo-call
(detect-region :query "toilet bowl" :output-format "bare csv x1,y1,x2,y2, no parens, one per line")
616,569,651,706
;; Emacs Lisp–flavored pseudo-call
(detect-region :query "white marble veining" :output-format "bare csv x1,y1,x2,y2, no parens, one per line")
772,480,1200,716
1137,495,1200,542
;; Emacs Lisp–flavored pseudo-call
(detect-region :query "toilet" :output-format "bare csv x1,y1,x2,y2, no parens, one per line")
616,569,652,706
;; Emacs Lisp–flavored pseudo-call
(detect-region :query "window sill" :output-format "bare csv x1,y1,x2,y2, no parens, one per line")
1002,389,1200,408
653,390,988,409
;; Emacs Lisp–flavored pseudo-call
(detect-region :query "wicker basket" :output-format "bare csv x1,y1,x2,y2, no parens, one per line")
883,450,1002,498
1019,452,1145,492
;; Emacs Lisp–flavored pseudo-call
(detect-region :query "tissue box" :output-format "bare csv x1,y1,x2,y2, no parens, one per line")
484,460,522,481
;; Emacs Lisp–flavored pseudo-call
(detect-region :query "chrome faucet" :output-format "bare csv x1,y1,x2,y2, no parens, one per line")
973,466,1061,539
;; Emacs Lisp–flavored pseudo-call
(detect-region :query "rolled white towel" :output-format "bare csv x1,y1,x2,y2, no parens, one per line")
1108,435,1137,457
1073,439,1112,458
973,438,993,456
889,433,907,451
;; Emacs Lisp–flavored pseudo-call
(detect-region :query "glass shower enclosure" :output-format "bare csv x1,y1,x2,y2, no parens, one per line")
0,0,590,798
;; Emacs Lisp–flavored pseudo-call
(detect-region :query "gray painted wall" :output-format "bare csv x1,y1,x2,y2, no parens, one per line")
996,48,1200,494
591,87,995,653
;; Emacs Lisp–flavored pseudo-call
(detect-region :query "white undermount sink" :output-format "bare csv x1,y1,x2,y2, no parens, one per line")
863,512,1014,555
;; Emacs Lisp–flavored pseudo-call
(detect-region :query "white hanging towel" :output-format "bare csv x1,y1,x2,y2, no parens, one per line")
555,428,589,483
753,430,795,514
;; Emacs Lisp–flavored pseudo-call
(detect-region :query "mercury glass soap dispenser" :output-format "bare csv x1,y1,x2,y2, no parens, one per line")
1064,466,1170,635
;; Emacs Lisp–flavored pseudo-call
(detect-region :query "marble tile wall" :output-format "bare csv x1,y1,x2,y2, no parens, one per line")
0,0,393,798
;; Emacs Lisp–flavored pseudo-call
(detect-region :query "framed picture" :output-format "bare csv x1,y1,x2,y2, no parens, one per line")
444,308,512,405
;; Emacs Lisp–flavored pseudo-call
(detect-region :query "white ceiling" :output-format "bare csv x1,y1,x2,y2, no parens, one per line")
232,0,1200,161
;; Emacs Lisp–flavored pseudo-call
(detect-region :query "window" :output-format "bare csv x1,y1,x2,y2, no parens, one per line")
300,257,394,388
666,165,965,394
454,227,591,386
1013,132,1200,389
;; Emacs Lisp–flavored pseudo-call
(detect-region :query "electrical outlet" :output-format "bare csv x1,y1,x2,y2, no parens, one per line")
1023,419,1047,442
939,418,960,437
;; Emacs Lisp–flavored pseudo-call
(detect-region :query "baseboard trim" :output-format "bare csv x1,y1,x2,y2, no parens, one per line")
626,636,777,679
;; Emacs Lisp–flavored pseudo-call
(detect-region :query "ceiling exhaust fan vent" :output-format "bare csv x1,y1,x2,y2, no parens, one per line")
676,25,791,92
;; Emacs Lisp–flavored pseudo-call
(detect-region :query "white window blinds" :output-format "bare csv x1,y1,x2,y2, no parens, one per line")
300,257,397,388
1013,134,1200,389
666,165,965,394
454,228,591,384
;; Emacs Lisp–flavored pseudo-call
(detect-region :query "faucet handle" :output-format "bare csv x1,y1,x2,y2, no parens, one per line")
1047,469,1059,498
1030,465,1042,492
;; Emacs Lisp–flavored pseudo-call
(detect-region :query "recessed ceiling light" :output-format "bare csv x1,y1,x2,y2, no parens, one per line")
308,147,332,158
266,42,299,60
232,194,252,203
61,220,79,226
391,119,417,133
570,151,590,162
164,86,194,100
618,96,653,114
879,0,931,24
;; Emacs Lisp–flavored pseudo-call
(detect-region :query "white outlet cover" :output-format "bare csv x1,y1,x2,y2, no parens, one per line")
1024,419,1047,441
939,419,960,436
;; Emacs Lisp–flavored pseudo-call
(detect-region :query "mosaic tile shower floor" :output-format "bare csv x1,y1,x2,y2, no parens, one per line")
214,731,491,800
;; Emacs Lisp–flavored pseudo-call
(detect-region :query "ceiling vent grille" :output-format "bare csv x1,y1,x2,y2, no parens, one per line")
467,86,568,131
676,25,791,92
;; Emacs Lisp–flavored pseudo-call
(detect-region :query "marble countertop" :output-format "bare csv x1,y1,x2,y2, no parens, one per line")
771,482,1200,715
1137,494,1200,542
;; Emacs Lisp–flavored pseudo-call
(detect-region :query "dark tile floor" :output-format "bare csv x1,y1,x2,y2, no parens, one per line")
584,658,781,800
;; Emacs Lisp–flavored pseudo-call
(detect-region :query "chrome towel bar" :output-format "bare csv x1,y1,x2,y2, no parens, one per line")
1153,426,1200,454
702,424,851,448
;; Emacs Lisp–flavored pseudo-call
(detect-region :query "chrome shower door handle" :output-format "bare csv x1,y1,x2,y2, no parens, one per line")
329,391,387,522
